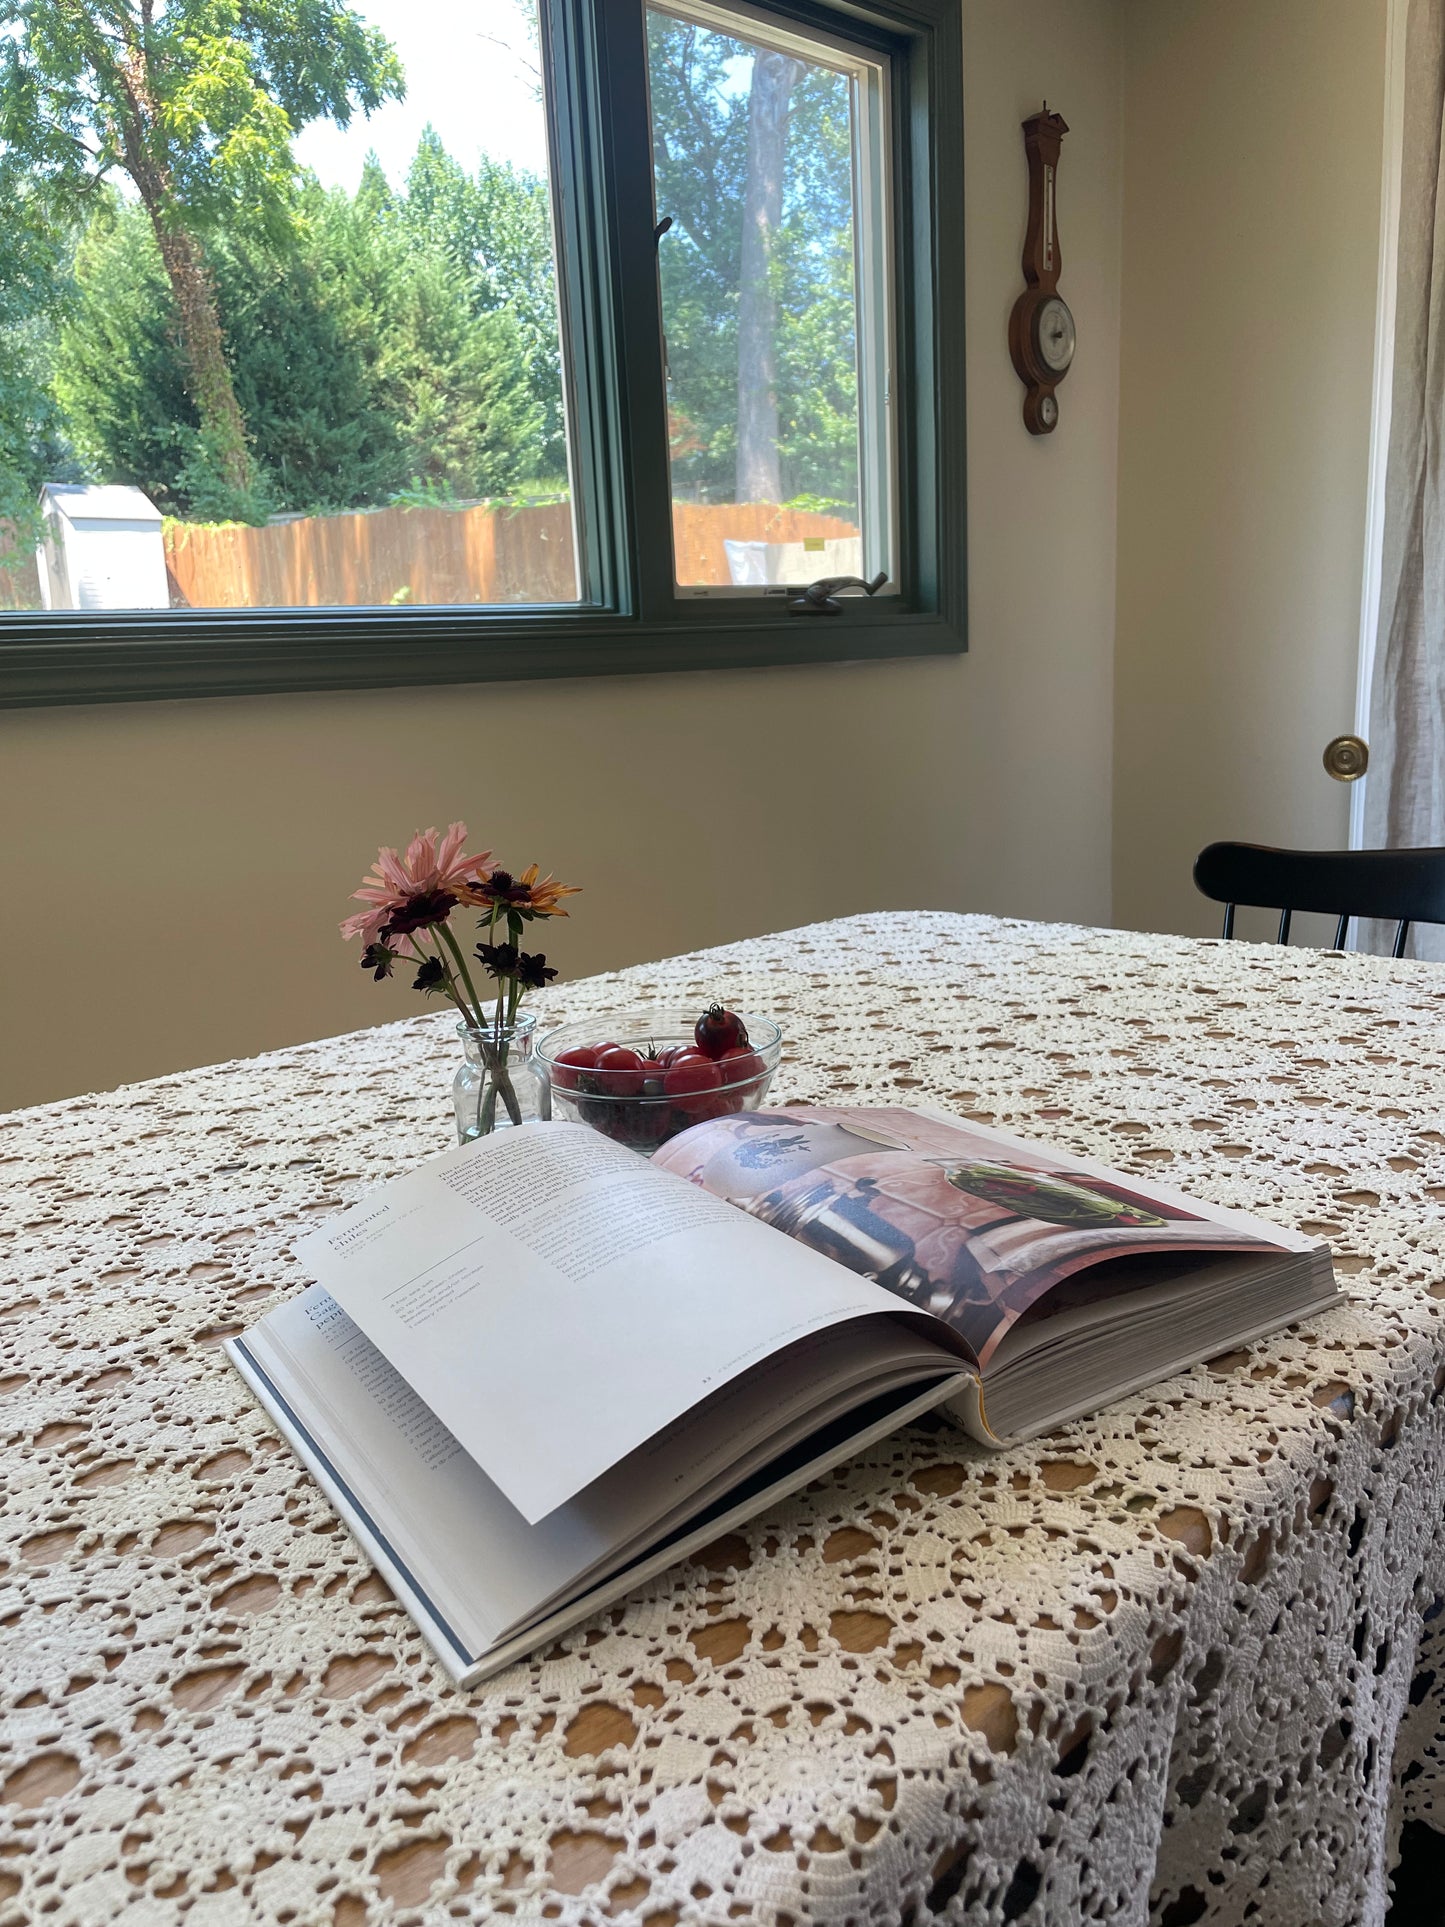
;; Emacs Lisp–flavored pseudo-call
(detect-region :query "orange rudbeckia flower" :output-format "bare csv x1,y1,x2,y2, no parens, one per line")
464,863,581,919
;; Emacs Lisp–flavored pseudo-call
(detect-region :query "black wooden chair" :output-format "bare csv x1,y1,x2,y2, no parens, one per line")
1193,842,1445,957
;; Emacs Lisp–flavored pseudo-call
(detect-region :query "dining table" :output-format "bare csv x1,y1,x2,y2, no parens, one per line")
4,909,1445,1927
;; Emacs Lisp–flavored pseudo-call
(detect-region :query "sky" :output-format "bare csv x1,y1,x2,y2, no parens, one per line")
291,0,551,191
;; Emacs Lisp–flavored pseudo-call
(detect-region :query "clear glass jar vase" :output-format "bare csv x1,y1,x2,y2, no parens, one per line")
452,1014,541,1143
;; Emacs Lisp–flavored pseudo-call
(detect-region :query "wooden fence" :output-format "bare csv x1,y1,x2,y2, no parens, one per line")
166,500,579,608
0,499,862,611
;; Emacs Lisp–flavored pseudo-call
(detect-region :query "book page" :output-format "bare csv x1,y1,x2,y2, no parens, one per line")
292,1122,918,1524
653,1104,1322,1370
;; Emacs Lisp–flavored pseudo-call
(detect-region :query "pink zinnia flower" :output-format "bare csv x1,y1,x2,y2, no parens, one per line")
341,823,495,948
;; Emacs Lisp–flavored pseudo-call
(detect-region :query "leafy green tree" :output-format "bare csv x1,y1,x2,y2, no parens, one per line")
736,50,801,503
0,173,75,560
0,0,402,513
772,72,857,511
646,16,859,516
55,198,193,514
648,18,746,500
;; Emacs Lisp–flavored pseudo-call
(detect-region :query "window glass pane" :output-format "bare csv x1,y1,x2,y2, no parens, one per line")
0,0,578,612
646,2,893,593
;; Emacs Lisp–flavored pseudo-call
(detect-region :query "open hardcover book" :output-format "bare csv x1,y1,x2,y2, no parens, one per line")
227,1105,1339,1684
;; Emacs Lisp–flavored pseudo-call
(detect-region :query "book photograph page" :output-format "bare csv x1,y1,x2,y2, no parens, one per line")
653,1105,1303,1368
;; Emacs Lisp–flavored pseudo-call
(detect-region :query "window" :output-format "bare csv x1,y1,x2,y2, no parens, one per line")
647,2,894,595
1,1,580,615
0,0,964,706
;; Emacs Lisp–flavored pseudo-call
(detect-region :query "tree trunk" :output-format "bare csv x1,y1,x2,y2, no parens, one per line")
113,45,253,499
735,50,801,504
147,214,253,496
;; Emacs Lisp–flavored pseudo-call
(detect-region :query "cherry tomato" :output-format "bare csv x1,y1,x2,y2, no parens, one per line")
594,1045,646,1096
715,1046,765,1091
694,1004,749,1059
664,1056,722,1095
550,1044,599,1092
664,1055,724,1119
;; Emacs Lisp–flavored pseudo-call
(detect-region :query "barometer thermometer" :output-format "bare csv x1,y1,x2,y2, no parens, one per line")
1008,105,1075,435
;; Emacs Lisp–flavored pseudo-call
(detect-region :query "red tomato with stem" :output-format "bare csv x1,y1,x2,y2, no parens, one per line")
694,1004,749,1059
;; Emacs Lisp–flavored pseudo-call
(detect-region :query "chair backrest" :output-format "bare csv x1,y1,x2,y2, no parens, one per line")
1192,841,1445,956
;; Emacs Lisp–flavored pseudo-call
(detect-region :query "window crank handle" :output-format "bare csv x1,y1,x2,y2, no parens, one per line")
788,571,889,615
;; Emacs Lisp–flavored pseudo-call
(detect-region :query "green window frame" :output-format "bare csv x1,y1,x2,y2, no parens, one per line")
0,0,965,710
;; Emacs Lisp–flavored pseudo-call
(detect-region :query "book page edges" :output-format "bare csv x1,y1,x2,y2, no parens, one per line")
942,1285,1345,1450
228,1331,971,1688
226,1334,477,1679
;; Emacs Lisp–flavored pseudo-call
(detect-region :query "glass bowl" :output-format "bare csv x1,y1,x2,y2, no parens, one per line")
534,1009,782,1152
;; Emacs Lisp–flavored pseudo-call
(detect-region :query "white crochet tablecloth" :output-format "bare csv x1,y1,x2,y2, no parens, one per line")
4,911,1445,1927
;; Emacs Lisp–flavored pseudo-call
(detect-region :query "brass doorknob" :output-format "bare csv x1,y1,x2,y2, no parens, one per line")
1323,734,1369,781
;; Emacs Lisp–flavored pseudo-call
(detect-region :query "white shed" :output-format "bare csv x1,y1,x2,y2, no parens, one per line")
36,484,170,611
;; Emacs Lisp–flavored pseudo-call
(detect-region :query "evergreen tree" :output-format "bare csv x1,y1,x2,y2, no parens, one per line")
338,157,544,500
55,158,546,519
220,186,405,515
54,198,195,515
400,131,564,476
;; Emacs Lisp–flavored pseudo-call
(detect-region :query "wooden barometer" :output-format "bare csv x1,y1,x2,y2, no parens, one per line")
1008,105,1075,435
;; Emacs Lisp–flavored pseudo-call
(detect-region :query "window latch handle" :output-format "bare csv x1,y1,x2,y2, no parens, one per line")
653,215,674,248
788,571,888,616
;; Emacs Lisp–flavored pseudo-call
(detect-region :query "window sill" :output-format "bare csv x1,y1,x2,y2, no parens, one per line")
0,605,966,708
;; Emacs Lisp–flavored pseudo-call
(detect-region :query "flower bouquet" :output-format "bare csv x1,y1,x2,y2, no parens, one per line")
342,823,578,1140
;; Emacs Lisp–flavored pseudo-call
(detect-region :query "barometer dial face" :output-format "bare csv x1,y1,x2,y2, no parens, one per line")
1035,296,1076,374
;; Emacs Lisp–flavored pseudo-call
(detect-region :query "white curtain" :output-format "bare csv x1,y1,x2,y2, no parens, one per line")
1366,0,1445,945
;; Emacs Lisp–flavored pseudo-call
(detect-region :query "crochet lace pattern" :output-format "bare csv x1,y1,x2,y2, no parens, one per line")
3,912,1443,1925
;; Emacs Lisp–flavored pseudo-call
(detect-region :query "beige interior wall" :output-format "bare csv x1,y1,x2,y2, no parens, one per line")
1112,0,1388,942
0,0,1125,1111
